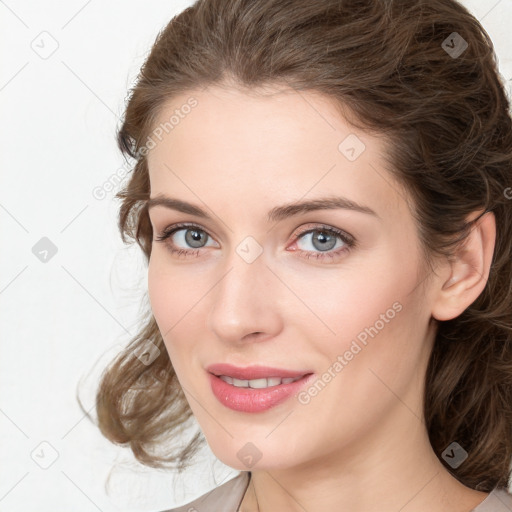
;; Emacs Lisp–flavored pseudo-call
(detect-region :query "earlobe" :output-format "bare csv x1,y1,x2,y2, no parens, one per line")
431,210,496,322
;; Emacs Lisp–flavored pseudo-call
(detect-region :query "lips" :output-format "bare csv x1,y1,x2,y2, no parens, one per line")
206,363,315,412
206,363,310,380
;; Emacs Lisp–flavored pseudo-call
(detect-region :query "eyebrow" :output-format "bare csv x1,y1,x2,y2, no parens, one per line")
146,195,379,222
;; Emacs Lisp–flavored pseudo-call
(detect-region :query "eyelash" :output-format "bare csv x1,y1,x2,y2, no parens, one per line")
154,222,356,262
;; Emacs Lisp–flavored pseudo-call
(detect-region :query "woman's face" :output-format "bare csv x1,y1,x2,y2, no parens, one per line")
146,84,440,471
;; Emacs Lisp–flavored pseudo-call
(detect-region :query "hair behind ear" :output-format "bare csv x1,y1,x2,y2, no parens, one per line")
432,210,496,322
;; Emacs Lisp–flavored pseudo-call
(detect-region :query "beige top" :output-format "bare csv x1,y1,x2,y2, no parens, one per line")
161,472,512,512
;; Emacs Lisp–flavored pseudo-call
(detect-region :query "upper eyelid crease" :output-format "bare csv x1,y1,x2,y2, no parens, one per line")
146,195,380,222
155,223,354,261
159,222,351,238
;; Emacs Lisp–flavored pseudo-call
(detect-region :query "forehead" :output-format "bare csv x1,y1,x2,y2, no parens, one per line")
148,84,358,165
146,84,409,223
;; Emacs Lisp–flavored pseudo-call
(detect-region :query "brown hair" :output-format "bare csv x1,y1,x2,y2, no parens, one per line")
84,0,512,492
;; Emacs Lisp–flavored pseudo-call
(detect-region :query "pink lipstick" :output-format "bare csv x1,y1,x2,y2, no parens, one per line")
207,364,314,413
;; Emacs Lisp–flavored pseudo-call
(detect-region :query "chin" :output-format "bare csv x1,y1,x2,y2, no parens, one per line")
205,435,303,472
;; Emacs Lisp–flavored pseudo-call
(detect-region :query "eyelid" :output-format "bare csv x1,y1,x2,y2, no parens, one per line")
155,222,353,243
154,221,219,244
154,221,356,260
291,223,355,244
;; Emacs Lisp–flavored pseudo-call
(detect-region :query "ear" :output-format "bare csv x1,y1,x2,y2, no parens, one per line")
431,210,496,322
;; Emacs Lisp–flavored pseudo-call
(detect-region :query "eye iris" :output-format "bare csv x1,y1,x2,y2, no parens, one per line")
312,231,337,251
185,229,206,248
174,228,343,252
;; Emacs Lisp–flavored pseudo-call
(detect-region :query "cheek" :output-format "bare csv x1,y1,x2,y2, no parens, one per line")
148,250,195,314
312,247,426,371
147,256,172,328
285,248,413,339
147,255,193,342
326,289,429,418
147,253,213,368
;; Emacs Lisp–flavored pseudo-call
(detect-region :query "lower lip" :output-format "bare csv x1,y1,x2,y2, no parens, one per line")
209,373,314,413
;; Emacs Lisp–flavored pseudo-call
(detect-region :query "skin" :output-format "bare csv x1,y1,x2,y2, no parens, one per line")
146,84,496,512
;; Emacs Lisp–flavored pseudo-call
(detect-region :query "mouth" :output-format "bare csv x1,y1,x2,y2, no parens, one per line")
206,363,314,412
207,363,311,380
216,375,304,388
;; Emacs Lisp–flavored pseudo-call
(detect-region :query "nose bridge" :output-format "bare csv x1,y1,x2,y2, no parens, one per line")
206,243,281,342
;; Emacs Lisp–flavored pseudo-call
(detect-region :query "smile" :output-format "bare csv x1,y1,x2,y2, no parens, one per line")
207,367,315,413
218,375,304,388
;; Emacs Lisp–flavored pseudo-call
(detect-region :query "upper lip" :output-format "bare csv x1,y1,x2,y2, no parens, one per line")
207,363,312,380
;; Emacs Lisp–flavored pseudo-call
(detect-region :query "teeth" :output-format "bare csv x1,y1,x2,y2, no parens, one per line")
219,375,303,388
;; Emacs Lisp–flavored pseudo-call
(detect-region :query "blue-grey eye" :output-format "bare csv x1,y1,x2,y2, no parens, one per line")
297,229,342,252
181,228,208,248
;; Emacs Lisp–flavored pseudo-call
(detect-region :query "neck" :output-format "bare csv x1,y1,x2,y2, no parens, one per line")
239,405,488,512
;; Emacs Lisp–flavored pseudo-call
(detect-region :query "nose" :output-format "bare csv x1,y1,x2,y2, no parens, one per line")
206,249,283,345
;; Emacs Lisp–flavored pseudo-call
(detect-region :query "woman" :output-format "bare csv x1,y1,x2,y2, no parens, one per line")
91,0,512,510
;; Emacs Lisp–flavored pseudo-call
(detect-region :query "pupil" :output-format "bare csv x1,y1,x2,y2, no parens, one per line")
313,231,336,251
186,229,205,248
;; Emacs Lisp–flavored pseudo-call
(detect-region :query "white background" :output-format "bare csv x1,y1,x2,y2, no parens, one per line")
1,1,511,510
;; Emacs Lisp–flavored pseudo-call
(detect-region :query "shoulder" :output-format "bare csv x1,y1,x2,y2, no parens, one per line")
159,472,251,512
472,487,512,511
